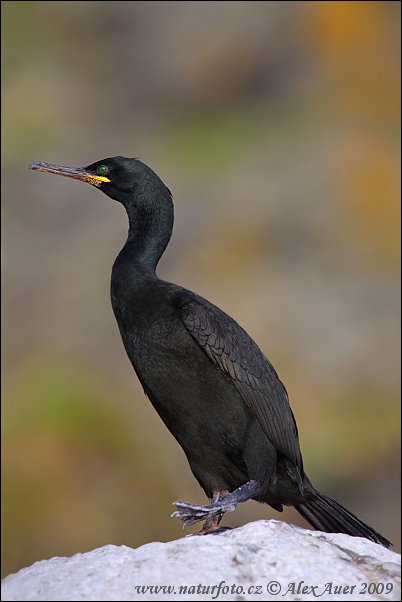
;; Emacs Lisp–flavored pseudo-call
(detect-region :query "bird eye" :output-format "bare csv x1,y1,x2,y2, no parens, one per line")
97,165,108,176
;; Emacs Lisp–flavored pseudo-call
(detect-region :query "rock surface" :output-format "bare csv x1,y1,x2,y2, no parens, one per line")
1,520,400,601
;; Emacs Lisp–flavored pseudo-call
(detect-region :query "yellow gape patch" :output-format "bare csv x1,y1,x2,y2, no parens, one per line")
85,174,111,187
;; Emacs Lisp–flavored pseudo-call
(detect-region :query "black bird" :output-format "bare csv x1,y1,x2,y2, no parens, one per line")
29,157,391,547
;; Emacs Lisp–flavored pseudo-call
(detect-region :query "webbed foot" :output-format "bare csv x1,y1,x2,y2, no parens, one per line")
171,479,261,531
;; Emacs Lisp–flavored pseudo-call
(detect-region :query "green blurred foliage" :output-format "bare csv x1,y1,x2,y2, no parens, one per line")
2,0,400,578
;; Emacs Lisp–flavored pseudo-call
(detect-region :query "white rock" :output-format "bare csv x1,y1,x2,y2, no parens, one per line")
1,520,400,601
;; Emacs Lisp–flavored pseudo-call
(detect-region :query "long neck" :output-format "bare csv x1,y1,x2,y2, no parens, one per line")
119,190,174,275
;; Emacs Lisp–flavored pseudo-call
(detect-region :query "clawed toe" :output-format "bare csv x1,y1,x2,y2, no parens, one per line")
171,480,261,529
171,500,225,528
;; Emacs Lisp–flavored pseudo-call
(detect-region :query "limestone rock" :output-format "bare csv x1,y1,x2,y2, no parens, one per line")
2,520,400,601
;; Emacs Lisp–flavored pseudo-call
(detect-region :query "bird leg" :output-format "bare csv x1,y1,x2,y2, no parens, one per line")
172,480,261,532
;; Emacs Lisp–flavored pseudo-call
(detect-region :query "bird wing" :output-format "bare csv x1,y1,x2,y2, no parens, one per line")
178,292,303,473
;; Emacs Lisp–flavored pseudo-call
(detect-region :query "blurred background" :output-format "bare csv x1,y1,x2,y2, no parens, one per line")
2,1,400,578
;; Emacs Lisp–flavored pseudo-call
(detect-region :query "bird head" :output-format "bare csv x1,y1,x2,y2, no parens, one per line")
29,156,171,207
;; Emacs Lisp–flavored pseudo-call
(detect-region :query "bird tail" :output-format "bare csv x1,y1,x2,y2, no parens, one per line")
295,490,392,548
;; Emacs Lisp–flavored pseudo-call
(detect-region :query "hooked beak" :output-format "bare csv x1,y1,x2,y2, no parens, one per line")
29,161,110,187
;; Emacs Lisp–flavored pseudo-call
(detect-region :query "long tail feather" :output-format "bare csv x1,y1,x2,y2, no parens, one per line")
296,490,392,548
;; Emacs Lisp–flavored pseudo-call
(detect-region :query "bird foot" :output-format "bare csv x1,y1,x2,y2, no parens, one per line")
171,499,231,528
171,480,260,529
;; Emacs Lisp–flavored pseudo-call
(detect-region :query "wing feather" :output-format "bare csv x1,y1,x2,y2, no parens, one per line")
178,292,303,473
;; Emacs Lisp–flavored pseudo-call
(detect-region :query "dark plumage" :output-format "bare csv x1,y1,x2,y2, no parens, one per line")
29,156,391,547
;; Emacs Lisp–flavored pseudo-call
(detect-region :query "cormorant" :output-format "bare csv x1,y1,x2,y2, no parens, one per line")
29,157,391,547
